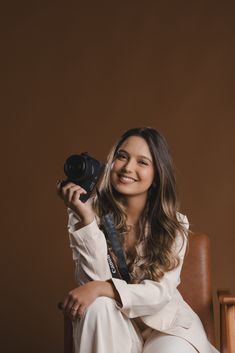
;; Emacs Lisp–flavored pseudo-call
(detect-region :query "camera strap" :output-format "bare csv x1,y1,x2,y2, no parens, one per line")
101,214,130,283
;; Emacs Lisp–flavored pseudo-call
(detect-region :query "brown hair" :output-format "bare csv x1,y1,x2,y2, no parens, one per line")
94,127,188,283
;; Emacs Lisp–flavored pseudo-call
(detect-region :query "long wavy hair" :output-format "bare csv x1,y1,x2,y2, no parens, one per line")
93,127,188,283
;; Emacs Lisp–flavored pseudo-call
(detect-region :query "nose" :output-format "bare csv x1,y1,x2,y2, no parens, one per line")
121,158,135,172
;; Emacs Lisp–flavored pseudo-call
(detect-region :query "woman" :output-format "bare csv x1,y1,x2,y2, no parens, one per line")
57,127,219,353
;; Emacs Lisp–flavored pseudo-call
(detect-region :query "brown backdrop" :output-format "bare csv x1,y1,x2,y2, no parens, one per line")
1,1,235,352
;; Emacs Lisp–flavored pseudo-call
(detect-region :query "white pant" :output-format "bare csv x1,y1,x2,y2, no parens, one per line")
72,297,198,353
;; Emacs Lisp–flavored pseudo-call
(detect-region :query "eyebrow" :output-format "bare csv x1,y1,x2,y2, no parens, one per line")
118,149,153,163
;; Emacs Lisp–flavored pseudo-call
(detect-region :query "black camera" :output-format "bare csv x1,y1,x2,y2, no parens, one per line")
62,153,104,202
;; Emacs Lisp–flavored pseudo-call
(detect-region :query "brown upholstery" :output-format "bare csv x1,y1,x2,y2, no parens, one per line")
178,233,215,345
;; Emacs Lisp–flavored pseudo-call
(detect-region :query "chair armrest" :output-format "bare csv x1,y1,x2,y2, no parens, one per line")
217,289,235,353
58,302,73,353
219,296,235,305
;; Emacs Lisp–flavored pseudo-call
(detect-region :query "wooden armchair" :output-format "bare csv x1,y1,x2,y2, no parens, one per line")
58,233,235,353
178,233,235,353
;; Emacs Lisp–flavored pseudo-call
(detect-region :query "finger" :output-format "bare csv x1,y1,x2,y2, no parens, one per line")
56,180,76,199
59,184,77,202
58,182,74,199
68,302,82,321
65,189,83,205
62,295,70,311
61,182,81,192
60,183,76,199
70,188,87,203
69,311,80,321
62,184,87,199
63,295,77,314
68,184,87,194
77,304,86,318
64,187,87,205
61,181,75,189
56,179,62,188
69,306,79,319
66,299,77,314
56,180,63,196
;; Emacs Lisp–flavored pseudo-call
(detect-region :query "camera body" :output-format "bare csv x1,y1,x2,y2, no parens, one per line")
62,153,104,202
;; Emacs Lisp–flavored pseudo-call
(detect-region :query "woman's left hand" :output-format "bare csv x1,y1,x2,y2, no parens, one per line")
62,281,101,320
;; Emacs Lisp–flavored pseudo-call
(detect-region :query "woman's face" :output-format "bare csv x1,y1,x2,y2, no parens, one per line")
110,136,155,201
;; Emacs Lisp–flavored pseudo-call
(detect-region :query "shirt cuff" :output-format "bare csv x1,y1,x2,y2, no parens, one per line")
67,208,81,232
111,278,132,316
71,217,99,239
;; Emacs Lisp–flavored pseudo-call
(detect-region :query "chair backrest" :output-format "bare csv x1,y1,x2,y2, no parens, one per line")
178,233,215,345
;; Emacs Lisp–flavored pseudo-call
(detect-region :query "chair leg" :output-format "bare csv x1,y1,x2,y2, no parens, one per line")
218,289,235,353
226,304,235,353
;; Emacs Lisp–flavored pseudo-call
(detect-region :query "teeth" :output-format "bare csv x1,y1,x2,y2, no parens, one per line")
120,175,136,182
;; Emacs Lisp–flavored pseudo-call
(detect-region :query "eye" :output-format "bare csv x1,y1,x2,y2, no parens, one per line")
116,152,128,160
138,159,149,166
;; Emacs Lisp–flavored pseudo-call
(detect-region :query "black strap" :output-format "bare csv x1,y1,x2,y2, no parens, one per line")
102,214,130,283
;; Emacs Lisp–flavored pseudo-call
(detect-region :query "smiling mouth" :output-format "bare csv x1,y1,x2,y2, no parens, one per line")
118,174,137,183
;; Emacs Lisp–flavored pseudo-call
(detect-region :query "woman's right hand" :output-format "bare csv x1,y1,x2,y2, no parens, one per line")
57,181,95,226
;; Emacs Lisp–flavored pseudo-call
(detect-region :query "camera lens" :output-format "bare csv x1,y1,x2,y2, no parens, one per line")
64,155,86,179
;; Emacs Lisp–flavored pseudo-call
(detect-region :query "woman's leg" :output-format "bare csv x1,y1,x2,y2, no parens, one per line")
73,296,143,353
143,331,198,353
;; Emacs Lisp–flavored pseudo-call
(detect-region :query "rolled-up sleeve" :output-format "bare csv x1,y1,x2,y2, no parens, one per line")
67,209,111,281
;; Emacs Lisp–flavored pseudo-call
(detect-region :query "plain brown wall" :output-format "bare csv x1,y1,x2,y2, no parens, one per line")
1,1,235,352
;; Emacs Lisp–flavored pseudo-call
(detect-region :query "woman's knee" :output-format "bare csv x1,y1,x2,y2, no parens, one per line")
83,296,117,322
